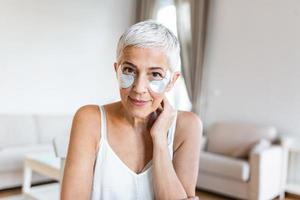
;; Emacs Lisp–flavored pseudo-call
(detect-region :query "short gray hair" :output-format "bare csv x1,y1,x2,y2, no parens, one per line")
116,20,180,71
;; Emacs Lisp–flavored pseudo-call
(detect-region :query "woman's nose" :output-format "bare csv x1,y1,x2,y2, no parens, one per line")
132,75,148,94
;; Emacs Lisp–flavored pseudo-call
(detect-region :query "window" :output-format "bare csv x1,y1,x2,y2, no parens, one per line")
156,0,191,111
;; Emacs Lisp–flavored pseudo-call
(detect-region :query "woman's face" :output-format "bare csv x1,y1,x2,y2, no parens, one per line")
114,46,180,119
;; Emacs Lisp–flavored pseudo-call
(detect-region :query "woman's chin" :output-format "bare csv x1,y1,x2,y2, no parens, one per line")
124,101,151,116
128,109,152,119
120,99,156,119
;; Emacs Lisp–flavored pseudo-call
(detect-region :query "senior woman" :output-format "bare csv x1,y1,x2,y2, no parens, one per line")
61,21,202,200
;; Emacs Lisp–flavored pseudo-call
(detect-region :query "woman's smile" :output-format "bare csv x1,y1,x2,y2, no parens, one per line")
128,96,151,107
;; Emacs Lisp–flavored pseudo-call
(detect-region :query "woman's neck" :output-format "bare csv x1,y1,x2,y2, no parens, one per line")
118,102,153,132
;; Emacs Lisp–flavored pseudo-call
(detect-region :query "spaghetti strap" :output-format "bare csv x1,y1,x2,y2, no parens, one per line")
167,111,178,145
99,105,107,141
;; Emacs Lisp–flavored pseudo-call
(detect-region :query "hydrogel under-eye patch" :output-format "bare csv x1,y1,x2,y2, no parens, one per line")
149,70,171,93
119,72,135,88
118,68,172,93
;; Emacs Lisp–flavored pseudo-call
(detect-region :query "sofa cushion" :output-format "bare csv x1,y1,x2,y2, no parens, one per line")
34,115,73,144
0,115,38,148
199,151,250,181
0,144,53,172
207,122,278,158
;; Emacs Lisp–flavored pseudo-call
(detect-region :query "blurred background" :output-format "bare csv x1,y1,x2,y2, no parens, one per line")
0,0,300,199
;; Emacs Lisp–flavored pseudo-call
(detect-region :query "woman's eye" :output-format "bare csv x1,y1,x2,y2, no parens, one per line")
123,67,136,75
151,72,163,80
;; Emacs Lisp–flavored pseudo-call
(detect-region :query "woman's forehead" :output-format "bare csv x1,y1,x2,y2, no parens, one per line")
120,46,169,70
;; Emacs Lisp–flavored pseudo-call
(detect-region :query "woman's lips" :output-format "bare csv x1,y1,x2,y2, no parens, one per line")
129,97,149,107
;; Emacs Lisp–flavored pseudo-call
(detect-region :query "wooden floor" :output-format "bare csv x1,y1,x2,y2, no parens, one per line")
0,187,21,198
195,190,300,200
0,186,299,199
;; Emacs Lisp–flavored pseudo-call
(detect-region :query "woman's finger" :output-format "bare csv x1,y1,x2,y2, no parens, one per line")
185,196,199,200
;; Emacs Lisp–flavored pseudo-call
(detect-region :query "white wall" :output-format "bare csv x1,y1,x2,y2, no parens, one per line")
0,0,136,114
202,0,300,138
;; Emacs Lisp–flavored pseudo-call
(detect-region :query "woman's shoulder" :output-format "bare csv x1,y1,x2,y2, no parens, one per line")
74,104,101,123
173,110,203,149
70,104,101,142
176,110,202,130
71,102,120,140
74,102,119,122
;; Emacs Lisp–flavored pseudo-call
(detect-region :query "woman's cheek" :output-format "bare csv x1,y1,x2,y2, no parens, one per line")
149,92,164,109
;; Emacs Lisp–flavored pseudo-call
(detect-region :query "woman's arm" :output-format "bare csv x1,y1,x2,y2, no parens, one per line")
171,112,202,197
61,105,100,200
151,99,202,199
152,138,187,199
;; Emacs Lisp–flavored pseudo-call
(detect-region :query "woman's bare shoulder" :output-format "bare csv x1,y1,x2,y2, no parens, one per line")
73,104,101,128
176,111,202,129
61,104,101,198
70,104,101,148
173,110,203,151
70,102,121,147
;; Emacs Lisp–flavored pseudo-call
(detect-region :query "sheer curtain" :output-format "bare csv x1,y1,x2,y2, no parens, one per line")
175,0,209,115
135,0,193,111
136,0,158,21
156,1,192,111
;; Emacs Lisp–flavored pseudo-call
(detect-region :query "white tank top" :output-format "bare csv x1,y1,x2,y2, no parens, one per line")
91,105,177,200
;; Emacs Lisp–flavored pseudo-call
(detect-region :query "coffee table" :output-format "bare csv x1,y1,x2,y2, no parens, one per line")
22,151,61,200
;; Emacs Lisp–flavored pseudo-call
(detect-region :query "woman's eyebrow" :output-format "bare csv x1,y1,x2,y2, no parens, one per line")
123,61,137,68
122,62,165,71
149,67,165,71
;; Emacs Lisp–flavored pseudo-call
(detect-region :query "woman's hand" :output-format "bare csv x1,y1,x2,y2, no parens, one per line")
184,196,200,200
149,96,176,146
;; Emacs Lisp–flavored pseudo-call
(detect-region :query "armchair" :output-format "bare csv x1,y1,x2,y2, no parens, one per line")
196,122,288,200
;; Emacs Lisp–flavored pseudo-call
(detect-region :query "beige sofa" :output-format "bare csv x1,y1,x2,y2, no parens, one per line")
0,114,72,190
197,122,289,200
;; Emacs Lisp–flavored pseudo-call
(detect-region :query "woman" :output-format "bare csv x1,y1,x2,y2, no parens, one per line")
61,21,202,200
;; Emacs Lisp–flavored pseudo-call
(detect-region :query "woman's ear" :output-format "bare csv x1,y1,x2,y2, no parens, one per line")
165,71,181,92
114,62,118,72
